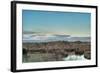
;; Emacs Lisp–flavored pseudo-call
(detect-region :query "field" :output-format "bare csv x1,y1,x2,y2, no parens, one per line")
22,41,91,63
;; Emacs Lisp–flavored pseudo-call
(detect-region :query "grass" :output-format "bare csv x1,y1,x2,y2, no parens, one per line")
23,53,59,63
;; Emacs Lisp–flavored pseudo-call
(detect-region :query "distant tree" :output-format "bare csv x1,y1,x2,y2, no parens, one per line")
75,41,81,44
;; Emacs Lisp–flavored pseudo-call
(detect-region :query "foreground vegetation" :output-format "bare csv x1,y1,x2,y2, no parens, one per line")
22,41,91,62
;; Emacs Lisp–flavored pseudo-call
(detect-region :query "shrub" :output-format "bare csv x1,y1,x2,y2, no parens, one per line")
23,48,27,55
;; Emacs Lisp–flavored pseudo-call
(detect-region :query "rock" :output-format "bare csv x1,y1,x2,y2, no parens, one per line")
84,51,91,59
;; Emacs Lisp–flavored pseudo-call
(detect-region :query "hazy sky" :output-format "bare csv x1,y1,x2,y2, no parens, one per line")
22,10,91,37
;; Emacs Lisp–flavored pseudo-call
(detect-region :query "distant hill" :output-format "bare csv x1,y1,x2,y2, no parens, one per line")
23,33,90,43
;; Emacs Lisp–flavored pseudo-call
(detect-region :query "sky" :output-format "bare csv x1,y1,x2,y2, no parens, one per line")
22,10,91,37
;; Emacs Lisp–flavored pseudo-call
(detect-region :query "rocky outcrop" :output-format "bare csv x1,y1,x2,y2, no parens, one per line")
84,51,91,59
